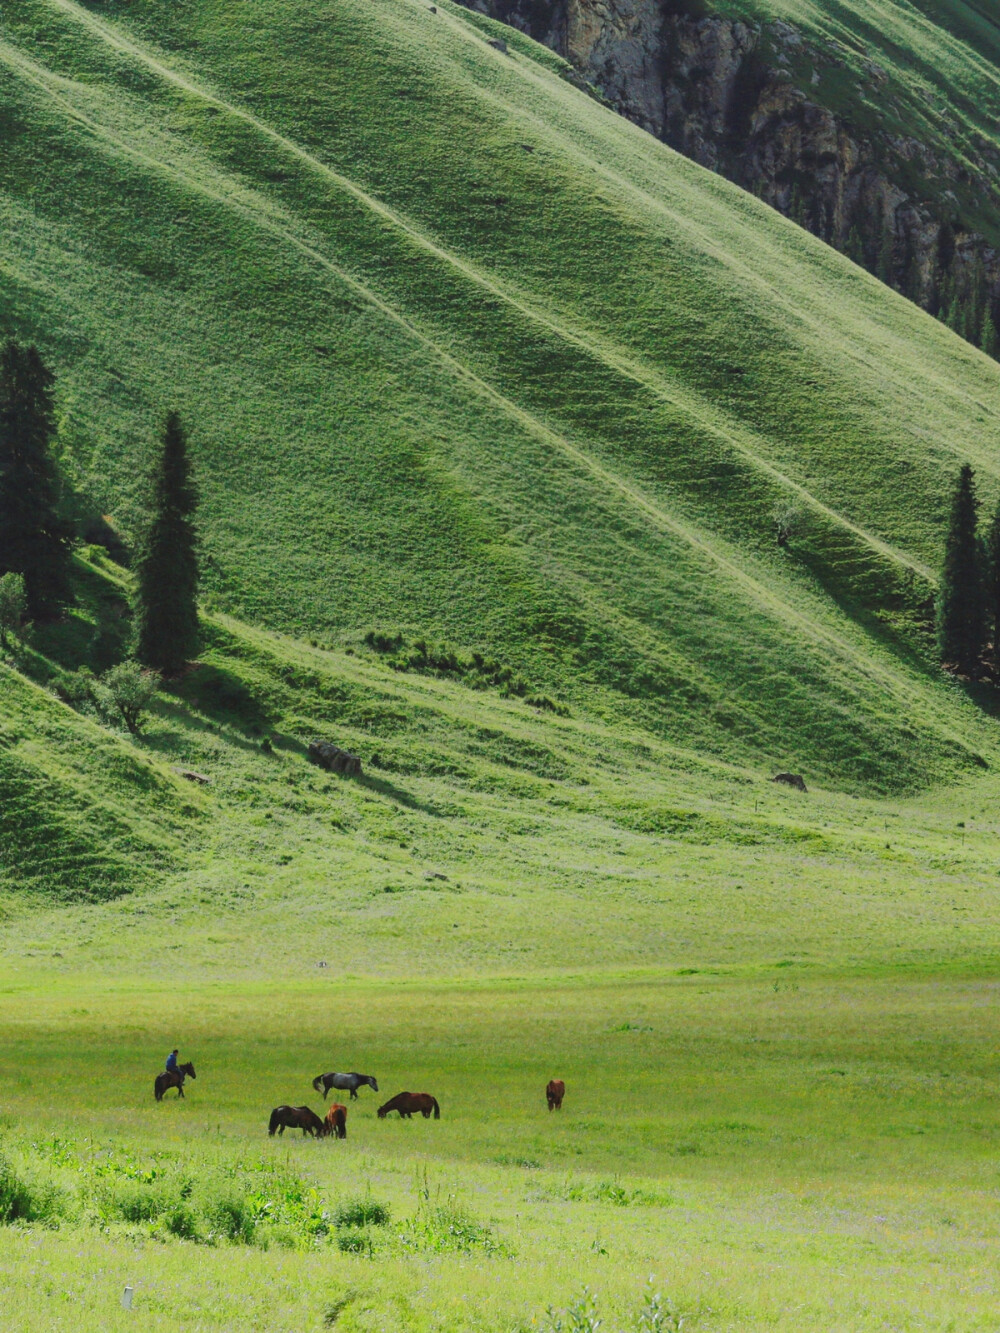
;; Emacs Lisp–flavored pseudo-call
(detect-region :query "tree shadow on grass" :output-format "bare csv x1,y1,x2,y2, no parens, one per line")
358,771,450,817
166,662,273,735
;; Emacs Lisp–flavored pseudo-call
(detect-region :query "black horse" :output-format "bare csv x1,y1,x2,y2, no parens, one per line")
154,1062,196,1102
312,1071,378,1100
268,1105,327,1137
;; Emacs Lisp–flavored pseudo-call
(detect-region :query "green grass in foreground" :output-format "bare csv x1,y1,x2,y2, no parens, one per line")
2,971,1000,1331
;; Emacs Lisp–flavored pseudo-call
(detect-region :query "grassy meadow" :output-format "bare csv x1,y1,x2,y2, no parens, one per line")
5,0,1000,1328
4,967,1000,1330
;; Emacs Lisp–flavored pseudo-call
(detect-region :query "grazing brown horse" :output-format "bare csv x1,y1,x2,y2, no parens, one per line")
154,1062,196,1102
324,1104,348,1139
268,1104,327,1137
546,1079,565,1111
377,1091,440,1119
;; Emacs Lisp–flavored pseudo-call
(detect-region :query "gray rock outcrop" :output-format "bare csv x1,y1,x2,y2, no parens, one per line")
308,741,363,776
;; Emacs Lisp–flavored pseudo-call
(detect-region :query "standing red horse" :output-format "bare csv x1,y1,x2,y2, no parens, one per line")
546,1079,565,1111
325,1104,348,1139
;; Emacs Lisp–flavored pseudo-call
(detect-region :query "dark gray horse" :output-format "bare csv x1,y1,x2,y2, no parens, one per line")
312,1071,378,1100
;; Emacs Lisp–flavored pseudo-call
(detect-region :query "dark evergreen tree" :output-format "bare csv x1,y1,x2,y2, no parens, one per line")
986,498,1000,670
845,225,866,268
0,340,72,618
981,306,999,360
134,411,200,674
938,463,985,676
877,229,894,287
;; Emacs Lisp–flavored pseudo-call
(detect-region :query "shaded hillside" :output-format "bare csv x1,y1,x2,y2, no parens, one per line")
1,0,1000,798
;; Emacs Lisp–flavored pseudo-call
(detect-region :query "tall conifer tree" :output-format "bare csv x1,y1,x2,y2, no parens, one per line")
0,340,72,618
938,464,985,676
985,498,1000,670
981,308,999,360
134,411,199,674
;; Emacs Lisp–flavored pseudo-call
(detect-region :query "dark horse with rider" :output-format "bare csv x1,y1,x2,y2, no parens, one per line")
154,1048,196,1101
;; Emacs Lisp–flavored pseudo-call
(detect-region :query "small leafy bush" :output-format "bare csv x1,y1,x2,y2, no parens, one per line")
55,666,97,708
527,694,571,716
93,660,160,734
0,1153,68,1226
336,1226,369,1254
363,630,564,707
164,1204,199,1240
544,1285,690,1333
0,572,26,649
206,1193,257,1244
364,630,404,653
105,1180,168,1224
333,1197,390,1228
545,1288,602,1333
7,1139,334,1249
401,1199,507,1255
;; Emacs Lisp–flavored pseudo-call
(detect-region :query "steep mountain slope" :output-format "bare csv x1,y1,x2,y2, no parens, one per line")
2,0,1000,813
462,0,1000,330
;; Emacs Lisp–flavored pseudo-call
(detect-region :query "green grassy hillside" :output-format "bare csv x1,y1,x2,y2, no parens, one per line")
3,0,1000,802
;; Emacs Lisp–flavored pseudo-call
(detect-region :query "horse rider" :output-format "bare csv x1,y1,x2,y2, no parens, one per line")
165,1048,179,1074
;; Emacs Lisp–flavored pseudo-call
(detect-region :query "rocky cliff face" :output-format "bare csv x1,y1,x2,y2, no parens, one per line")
464,0,1000,343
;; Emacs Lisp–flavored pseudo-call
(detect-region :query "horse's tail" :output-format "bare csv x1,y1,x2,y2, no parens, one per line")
154,1076,163,1102
431,1096,440,1119
268,1107,280,1136
312,1074,325,1094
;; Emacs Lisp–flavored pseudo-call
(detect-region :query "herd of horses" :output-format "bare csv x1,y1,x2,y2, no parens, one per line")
153,1064,565,1132
269,1083,441,1138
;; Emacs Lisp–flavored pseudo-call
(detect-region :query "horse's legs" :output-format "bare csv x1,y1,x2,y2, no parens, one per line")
350,1088,358,1099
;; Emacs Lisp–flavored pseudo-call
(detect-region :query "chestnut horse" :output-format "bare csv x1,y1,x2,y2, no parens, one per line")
154,1062,196,1102
324,1104,348,1139
546,1079,565,1111
268,1104,327,1137
377,1091,440,1119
